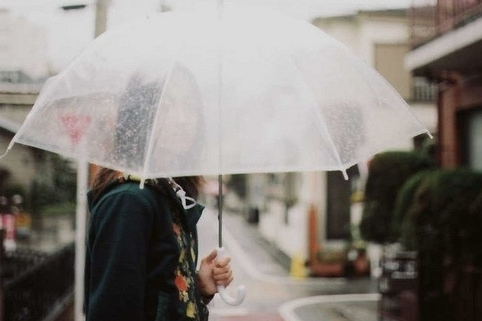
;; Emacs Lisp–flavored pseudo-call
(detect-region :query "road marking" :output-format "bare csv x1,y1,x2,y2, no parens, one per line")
278,293,380,321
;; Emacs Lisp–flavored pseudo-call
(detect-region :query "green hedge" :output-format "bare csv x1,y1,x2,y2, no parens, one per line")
391,170,432,247
396,168,482,266
360,151,436,243
394,168,482,321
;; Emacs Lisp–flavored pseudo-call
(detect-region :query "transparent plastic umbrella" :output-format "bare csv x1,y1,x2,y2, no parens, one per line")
6,8,430,180
3,8,430,306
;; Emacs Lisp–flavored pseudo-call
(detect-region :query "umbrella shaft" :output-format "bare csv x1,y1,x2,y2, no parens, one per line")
218,174,223,248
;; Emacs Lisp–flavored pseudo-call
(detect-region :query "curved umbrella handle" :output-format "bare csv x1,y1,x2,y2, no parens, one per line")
216,247,246,306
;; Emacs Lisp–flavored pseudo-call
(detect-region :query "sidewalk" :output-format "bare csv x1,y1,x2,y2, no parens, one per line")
278,293,379,321
204,209,380,321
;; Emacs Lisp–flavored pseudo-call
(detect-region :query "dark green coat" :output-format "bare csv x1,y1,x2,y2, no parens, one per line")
84,179,208,321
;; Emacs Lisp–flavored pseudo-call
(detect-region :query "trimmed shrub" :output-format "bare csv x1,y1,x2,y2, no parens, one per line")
395,169,482,321
399,168,482,265
360,151,436,244
392,170,434,247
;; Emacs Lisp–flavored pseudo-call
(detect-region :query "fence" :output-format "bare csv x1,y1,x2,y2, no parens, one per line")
379,250,419,321
1,243,75,321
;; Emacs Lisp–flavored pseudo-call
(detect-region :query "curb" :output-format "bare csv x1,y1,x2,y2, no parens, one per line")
278,293,380,321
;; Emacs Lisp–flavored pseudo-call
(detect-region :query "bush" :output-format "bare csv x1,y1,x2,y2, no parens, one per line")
398,169,482,265
30,153,76,215
468,191,482,267
392,170,433,246
360,151,435,244
395,169,482,321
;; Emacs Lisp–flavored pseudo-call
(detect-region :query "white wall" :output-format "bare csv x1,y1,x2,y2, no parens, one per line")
0,10,49,78
258,171,327,261
258,10,437,264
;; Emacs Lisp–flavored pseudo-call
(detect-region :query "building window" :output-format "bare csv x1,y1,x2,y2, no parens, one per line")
326,166,359,240
374,43,411,100
412,76,436,102
460,108,482,170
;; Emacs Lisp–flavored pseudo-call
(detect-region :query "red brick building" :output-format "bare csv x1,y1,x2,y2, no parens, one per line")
406,0,482,169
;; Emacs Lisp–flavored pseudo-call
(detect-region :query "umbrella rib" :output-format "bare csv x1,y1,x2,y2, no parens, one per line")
287,56,349,179
140,60,178,184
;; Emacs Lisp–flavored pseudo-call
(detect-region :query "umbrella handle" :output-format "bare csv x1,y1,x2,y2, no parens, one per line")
216,247,246,306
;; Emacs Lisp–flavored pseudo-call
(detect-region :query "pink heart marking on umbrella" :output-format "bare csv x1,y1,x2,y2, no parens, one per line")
59,115,92,146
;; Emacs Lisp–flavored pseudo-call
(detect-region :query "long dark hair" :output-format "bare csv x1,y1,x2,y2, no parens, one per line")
90,167,204,203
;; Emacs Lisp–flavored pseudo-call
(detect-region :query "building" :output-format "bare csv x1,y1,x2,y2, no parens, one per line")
0,9,56,199
0,8,49,79
0,83,40,193
406,0,482,170
243,9,437,277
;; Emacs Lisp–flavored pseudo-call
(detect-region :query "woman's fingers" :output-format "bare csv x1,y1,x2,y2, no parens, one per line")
213,268,232,279
215,257,231,267
213,261,234,286
214,260,231,274
214,273,233,286
212,254,234,286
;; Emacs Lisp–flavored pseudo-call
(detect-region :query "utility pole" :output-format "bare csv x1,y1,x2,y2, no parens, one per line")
75,3,110,320
95,0,109,37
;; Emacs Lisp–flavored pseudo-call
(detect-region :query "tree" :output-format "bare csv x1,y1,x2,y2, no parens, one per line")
30,152,76,215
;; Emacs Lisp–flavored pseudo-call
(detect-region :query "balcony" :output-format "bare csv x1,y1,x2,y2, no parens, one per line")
406,0,482,77
410,0,482,46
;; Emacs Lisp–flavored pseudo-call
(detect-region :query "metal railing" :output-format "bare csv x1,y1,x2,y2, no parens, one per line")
1,243,75,321
410,0,482,46
412,77,437,102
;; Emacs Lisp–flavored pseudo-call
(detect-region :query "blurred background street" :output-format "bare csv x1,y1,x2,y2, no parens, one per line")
10,205,379,321
198,207,378,321
2,0,482,320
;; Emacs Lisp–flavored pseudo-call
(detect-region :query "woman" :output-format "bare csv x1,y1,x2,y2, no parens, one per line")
84,168,233,321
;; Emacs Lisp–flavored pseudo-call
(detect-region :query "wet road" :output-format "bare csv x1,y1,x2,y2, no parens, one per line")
197,207,378,321
13,208,379,321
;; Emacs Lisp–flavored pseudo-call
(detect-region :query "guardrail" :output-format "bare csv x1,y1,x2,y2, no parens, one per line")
1,242,75,321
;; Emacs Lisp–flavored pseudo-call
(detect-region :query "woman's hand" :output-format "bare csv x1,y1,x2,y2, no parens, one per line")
197,250,234,298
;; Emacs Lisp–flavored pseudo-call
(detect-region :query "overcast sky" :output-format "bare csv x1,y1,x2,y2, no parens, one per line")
172,0,412,18
3,0,412,20
2,0,412,72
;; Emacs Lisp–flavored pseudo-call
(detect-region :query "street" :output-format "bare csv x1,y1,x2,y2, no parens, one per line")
197,207,379,321
12,205,379,321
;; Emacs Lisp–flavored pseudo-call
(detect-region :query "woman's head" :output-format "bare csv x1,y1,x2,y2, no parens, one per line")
90,167,204,202
113,62,205,177
114,74,161,170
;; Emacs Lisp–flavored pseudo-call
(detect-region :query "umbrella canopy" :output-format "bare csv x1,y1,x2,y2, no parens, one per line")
5,8,429,181
2,7,431,308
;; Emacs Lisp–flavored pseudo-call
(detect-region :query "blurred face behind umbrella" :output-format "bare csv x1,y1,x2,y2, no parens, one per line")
114,74,160,169
114,62,204,177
